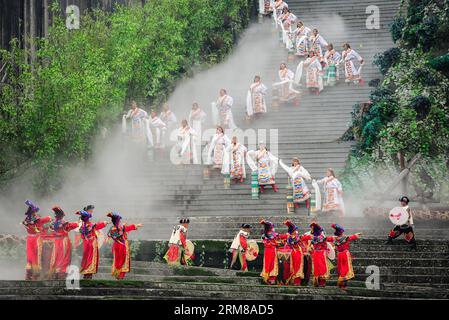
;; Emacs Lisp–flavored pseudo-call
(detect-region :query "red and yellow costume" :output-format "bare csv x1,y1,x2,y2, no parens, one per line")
303,223,330,287
279,220,305,286
260,220,279,285
22,200,51,280
106,212,140,280
230,225,251,271
165,219,192,266
327,224,360,289
48,207,79,279
77,210,107,279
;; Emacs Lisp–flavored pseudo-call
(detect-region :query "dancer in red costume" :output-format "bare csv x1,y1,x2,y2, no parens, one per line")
327,224,361,289
106,212,142,279
281,220,305,286
22,200,51,280
77,207,108,279
48,206,79,279
259,220,279,285
302,223,330,287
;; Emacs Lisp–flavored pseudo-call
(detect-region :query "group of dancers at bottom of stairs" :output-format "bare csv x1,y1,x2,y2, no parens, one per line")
21,196,416,283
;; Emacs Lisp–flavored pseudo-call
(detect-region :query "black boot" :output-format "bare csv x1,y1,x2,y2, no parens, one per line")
384,238,393,245
410,241,417,251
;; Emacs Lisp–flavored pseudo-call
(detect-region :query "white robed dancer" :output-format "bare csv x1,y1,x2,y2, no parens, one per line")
314,168,345,217
274,0,288,19
292,21,312,57
279,158,313,209
323,44,341,86
309,29,328,58
295,51,323,93
149,111,167,148
122,100,153,146
188,102,207,127
174,120,198,165
246,75,268,119
274,63,299,103
247,142,279,193
160,104,177,145
207,126,231,170
212,89,237,130
341,43,364,84
222,136,248,184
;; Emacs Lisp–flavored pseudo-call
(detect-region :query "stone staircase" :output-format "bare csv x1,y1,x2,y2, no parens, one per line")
3,0,448,301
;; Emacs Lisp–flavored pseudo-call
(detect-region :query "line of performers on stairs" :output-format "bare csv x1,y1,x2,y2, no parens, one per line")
267,0,365,99
22,200,142,281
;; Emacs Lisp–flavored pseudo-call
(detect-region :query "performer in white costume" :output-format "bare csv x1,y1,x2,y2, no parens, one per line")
279,158,312,208
274,63,299,103
212,89,236,130
222,136,248,183
207,126,231,170
309,29,328,58
323,44,341,86
164,218,193,266
274,0,288,18
341,43,364,84
280,7,297,30
315,168,345,217
149,111,167,148
160,103,177,146
294,51,323,93
230,223,253,271
188,102,207,127
246,75,268,120
247,142,279,193
122,100,153,146
292,21,312,57
175,120,198,165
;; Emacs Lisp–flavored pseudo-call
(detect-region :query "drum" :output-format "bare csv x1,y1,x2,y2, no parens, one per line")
185,240,195,260
326,242,336,260
245,240,259,261
389,206,410,225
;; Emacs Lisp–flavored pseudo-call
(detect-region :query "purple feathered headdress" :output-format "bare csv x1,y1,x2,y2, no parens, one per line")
25,200,39,216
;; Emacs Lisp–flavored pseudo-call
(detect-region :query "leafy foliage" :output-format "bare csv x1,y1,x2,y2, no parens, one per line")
0,0,253,193
341,0,449,200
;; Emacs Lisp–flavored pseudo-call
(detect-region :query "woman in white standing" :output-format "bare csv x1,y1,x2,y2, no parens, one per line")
314,168,345,217
279,157,312,209
212,89,236,130
275,63,298,103
188,102,207,127
175,119,198,165
341,43,364,84
309,28,328,58
304,51,324,94
149,111,167,148
246,75,268,120
247,142,279,193
222,136,248,184
207,126,231,170
292,21,312,57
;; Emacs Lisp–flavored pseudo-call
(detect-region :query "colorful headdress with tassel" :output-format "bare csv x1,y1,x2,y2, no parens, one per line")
283,219,298,234
331,224,345,236
107,212,122,226
24,200,39,216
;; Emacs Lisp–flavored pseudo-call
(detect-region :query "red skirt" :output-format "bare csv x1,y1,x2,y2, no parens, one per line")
260,246,278,281
164,244,182,265
80,237,99,275
311,250,330,279
26,235,42,272
289,249,304,280
52,236,72,274
112,240,131,277
337,250,354,281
